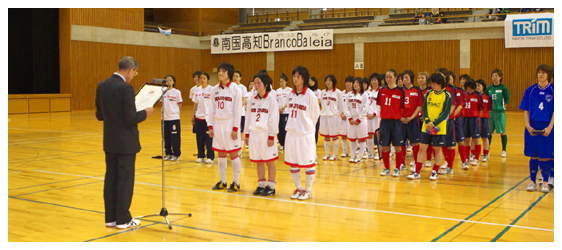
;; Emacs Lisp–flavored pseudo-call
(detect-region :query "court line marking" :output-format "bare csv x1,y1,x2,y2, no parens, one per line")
8,196,278,242
430,176,532,241
490,191,550,242
27,170,554,233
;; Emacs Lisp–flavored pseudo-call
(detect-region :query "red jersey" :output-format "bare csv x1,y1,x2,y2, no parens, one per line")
445,84,458,119
402,86,423,118
463,92,483,117
376,86,405,120
480,93,492,118
455,88,465,118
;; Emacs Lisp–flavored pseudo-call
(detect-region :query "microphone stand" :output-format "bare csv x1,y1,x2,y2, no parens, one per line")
134,80,192,230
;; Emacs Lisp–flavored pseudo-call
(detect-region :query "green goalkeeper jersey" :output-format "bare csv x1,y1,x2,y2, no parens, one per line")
487,83,510,111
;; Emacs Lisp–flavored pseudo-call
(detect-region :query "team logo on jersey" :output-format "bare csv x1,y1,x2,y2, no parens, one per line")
392,95,401,99
539,92,545,95
495,90,502,93
546,95,553,102
411,92,418,96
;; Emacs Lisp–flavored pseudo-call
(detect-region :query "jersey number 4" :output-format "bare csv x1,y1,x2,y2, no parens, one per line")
538,102,544,110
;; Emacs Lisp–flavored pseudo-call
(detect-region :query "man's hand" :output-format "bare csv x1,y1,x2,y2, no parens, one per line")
145,107,154,118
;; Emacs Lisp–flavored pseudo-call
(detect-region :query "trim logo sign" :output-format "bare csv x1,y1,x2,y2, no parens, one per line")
512,18,552,36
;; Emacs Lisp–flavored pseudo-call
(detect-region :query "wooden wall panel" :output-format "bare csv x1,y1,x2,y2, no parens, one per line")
70,8,144,31
273,44,355,90
70,41,201,111
470,39,554,112
201,50,267,86
364,40,460,85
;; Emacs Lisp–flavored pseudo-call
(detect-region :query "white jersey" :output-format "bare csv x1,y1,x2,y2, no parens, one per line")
238,83,250,116
162,88,183,121
191,86,202,103
189,85,199,101
366,87,381,117
244,90,280,137
285,86,321,134
193,85,213,120
341,90,354,117
320,88,343,117
208,81,242,131
344,91,368,121
276,87,293,114
313,89,321,99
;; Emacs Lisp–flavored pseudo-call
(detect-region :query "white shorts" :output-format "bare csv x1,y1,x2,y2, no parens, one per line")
248,130,279,162
319,116,340,138
367,116,381,135
347,118,368,141
284,132,316,168
211,120,242,153
339,118,348,136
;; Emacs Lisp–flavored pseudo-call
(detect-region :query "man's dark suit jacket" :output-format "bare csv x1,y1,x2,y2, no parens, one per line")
96,74,147,154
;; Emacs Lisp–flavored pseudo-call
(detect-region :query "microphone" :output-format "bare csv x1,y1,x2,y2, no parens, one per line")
153,78,168,84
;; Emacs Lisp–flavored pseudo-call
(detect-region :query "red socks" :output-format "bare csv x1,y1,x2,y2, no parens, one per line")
473,145,482,161
483,149,489,156
433,164,440,172
416,161,423,174
458,145,467,163
427,145,434,161
412,145,420,163
383,151,390,169
396,149,404,169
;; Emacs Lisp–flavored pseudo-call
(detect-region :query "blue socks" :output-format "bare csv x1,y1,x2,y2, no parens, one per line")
529,159,539,183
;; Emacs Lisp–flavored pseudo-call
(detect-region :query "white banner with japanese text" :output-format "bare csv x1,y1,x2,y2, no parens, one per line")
211,29,333,54
505,13,554,48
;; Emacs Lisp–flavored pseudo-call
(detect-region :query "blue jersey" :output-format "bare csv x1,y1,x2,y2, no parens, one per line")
519,83,554,122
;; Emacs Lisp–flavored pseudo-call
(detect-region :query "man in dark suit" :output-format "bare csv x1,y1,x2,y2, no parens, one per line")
95,56,154,229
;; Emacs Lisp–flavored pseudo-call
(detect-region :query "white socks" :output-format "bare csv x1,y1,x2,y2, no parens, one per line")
350,140,357,157
231,156,241,184
324,140,331,157
332,139,339,157
305,167,316,192
290,167,303,190
218,157,227,183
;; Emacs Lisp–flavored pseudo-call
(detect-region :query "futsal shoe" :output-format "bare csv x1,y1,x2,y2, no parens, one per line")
116,218,141,229
341,152,349,158
205,158,214,164
227,182,240,192
322,155,330,161
349,155,356,163
298,191,312,200
212,181,227,190
329,155,339,161
164,155,173,161
439,162,448,170
399,163,407,171
501,151,507,158
482,155,489,162
407,171,420,180
170,156,179,161
260,186,275,196
540,182,550,193
196,158,204,163
470,159,479,166
290,189,304,199
548,176,554,189
392,168,401,177
374,154,380,160
469,154,475,162
429,170,438,181
424,160,432,167
409,160,415,166
526,182,537,192
105,221,116,227
354,157,363,163
461,160,469,170
438,167,453,175
253,186,265,195
409,165,416,172
380,169,391,176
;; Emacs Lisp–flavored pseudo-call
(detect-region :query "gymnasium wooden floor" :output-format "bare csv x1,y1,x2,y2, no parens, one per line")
7,107,555,242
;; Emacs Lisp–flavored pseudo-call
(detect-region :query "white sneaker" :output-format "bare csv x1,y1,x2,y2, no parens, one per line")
399,163,407,171
279,146,284,150
540,182,550,193
438,167,453,175
298,190,312,200
392,168,401,177
409,160,415,166
409,165,416,172
440,162,448,170
354,157,363,163
195,158,204,163
374,154,380,160
116,218,141,229
482,155,489,162
329,156,339,161
501,151,506,158
322,155,330,161
548,176,554,186
407,146,412,152
164,155,173,161
205,159,214,164
429,170,438,181
424,160,432,167
461,161,469,170
341,152,349,158
170,156,179,161
290,189,303,199
363,152,369,159
526,182,536,192
469,154,475,162
407,171,420,180
349,155,356,163
380,169,391,176
470,159,479,166
105,221,116,227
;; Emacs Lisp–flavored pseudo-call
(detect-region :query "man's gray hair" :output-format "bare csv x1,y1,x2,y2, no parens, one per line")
118,56,139,70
